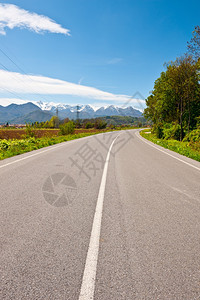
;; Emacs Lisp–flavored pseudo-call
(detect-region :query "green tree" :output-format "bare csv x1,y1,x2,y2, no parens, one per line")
49,116,59,128
25,124,35,138
94,119,107,129
187,25,200,61
59,121,75,135
84,122,94,129
144,56,200,140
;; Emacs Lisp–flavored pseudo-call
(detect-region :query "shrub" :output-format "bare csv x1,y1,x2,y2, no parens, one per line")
163,122,181,140
85,122,94,129
25,125,35,138
49,116,59,128
59,121,75,135
183,129,200,142
108,124,115,130
196,116,200,129
152,123,164,138
94,119,107,129
0,140,9,150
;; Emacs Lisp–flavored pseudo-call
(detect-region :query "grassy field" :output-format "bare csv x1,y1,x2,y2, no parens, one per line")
140,129,200,162
0,131,107,160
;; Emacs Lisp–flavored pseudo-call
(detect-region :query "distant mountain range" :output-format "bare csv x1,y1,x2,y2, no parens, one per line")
0,101,143,124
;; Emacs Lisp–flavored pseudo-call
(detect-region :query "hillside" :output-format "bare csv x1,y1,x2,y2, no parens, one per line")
11,110,53,124
0,101,143,124
0,102,41,124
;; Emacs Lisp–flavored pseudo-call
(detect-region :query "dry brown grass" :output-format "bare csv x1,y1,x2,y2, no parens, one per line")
0,128,106,140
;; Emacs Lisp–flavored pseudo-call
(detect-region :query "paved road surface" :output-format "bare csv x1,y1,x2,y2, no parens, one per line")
0,130,200,299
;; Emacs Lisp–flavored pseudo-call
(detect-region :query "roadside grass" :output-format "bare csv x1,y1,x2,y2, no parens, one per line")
0,127,144,161
140,129,200,162
0,132,105,160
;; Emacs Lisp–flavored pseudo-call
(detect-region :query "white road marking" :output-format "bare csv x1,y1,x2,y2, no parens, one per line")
79,133,121,300
0,131,117,170
136,131,200,172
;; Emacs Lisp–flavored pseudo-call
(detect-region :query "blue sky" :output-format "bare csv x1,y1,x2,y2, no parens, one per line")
0,0,199,109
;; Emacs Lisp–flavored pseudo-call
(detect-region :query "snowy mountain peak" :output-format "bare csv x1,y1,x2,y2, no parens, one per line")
80,104,95,113
6,100,142,119
35,101,71,111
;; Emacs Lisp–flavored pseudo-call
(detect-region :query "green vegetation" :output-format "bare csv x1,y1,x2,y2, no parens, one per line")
0,124,146,160
143,26,200,160
94,119,107,129
31,116,60,128
30,115,147,129
59,121,75,135
188,25,200,62
84,122,94,129
144,56,200,141
0,120,147,160
81,116,146,128
140,130,200,162
25,124,36,138
0,132,103,160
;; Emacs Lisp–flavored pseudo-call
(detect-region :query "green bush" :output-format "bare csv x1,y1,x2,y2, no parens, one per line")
163,122,181,140
196,116,200,129
94,119,107,129
59,121,75,135
108,124,115,130
183,129,200,142
85,122,94,129
152,123,164,138
25,125,35,138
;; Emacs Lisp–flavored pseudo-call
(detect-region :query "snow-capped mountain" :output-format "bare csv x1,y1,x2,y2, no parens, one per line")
0,101,143,123
95,105,120,116
34,101,142,119
35,101,71,111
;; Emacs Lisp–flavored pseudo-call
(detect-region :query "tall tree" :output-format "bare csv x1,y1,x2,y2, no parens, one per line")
187,25,200,61
144,56,200,140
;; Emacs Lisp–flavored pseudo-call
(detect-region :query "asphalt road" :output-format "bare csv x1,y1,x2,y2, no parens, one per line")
0,129,200,300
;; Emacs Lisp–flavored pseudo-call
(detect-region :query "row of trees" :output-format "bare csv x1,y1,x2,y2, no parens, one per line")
32,116,108,130
144,26,200,140
32,116,60,128
32,115,147,130
58,119,107,134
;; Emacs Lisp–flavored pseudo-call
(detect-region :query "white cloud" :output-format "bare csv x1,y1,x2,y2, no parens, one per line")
0,3,70,35
0,98,28,106
0,69,145,109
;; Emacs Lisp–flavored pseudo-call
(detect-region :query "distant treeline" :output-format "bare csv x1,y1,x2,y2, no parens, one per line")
30,115,147,129
78,115,146,127
144,26,200,141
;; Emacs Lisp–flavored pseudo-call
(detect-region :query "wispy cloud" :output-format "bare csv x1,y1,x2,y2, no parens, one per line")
0,3,70,35
107,58,123,65
0,70,145,108
78,77,84,85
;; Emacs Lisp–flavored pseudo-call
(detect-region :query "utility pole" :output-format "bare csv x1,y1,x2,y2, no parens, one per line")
76,105,80,128
76,105,80,121
56,107,59,128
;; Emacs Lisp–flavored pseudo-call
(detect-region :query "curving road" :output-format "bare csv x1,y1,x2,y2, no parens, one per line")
0,129,200,299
